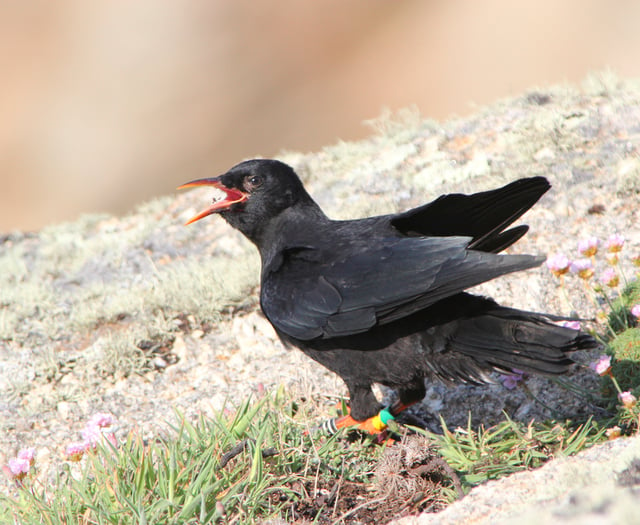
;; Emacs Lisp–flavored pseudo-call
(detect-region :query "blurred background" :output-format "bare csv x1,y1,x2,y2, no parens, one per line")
2,0,640,232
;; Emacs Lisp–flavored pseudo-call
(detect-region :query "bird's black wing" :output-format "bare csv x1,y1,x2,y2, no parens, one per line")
391,176,550,252
260,236,543,341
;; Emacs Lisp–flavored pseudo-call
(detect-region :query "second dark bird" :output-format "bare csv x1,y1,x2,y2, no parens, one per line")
179,159,597,434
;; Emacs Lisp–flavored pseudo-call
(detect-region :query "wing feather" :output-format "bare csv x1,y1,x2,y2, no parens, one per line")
261,236,543,340
390,176,549,252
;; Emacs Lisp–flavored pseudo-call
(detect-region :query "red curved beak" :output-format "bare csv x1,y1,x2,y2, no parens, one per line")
177,177,248,225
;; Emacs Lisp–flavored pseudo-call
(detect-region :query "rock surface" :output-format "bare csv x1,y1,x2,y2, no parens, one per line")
397,435,640,525
1,74,640,523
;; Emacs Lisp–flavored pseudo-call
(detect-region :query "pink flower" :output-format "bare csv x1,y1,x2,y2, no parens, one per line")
82,425,104,449
631,304,640,318
605,234,625,253
88,413,115,429
499,369,525,390
65,442,86,462
81,413,117,449
86,430,118,450
546,253,570,276
7,458,30,480
66,413,119,460
570,259,594,280
17,447,36,466
560,320,581,331
590,355,612,376
578,237,599,257
4,448,36,481
600,268,619,288
619,391,637,409
606,426,622,440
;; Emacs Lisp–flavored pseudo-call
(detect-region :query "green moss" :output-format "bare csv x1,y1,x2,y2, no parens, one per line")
93,330,148,380
607,280,640,335
610,328,640,360
606,328,640,399
145,255,259,322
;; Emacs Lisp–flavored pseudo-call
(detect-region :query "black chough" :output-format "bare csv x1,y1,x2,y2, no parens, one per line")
179,159,597,431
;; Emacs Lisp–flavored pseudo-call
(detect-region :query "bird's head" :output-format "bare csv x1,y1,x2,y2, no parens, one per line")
179,159,322,244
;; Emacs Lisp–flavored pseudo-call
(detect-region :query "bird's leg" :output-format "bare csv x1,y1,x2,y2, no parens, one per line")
323,390,422,435
323,406,396,435
389,399,417,417
319,384,383,435
393,382,425,417
319,384,421,436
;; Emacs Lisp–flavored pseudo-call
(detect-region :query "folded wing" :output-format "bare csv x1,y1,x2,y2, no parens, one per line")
261,236,544,340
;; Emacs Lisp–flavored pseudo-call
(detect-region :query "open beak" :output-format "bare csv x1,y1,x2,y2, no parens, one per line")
177,177,248,225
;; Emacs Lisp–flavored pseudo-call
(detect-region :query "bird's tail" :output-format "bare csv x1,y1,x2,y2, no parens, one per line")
424,296,599,384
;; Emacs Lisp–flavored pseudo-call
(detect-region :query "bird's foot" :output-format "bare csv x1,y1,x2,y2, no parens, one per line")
319,407,397,439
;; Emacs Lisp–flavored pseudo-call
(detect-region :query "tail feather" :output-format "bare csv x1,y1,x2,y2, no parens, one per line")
427,301,599,383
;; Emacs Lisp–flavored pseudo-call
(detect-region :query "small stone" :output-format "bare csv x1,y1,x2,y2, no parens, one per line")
172,333,188,361
152,357,167,370
57,401,71,419
534,146,555,161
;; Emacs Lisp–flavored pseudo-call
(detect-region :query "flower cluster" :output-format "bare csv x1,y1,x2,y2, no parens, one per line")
65,413,117,461
589,355,611,376
605,234,625,253
4,447,36,482
577,237,599,257
589,354,639,439
619,391,637,409
548,233,640,439
547,233,632,284
4,413,118,483
546,253,570,277
600,268,619,288
548,234,640,337
569,259,594,280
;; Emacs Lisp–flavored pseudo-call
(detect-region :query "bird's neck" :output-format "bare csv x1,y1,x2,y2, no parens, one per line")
261,202,329,247
225,199,329,252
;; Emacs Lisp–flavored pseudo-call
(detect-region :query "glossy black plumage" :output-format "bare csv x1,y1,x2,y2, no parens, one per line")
181,159,598,421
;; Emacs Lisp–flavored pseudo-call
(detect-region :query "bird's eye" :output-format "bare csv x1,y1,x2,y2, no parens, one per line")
244,174,264,192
